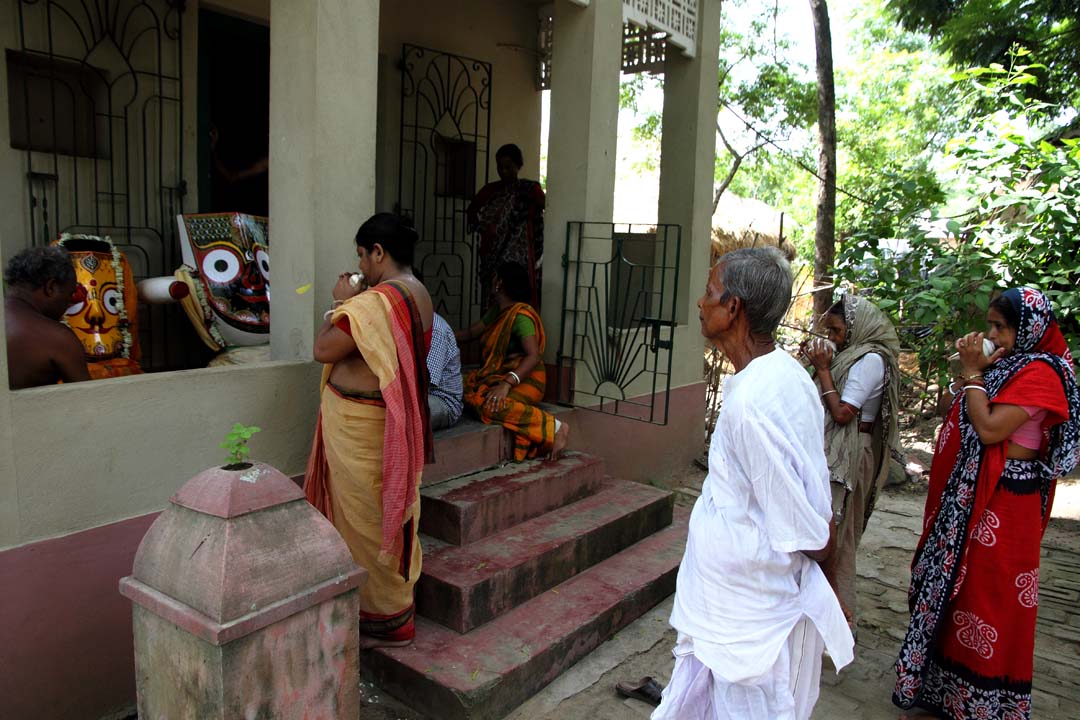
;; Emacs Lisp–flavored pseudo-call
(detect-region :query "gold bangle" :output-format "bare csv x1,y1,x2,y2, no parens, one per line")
964,372,983,381
822,389,838,398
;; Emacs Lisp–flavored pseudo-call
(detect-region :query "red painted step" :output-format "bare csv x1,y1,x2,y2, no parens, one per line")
416,479,673,633
420,452,605,545
365,506,690,720
425,418,506,486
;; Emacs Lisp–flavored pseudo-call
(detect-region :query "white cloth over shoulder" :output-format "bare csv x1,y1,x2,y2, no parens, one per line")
657,349,853,720
840,352,885,423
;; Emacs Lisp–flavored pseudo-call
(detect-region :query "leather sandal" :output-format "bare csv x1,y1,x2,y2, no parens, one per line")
615,676,664,707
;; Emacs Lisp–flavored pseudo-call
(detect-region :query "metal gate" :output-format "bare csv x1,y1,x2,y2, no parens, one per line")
555,222,681,425
13,0,187,370
397,44,492,329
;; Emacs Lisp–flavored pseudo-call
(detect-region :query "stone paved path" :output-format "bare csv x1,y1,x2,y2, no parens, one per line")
359,476,1080,719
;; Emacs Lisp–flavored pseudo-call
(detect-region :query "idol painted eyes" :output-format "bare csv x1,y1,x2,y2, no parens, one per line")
256,248,270,281
202,248,243,284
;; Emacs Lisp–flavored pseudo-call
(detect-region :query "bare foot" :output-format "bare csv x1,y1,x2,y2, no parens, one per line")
358,634,412,650
549,421,570,460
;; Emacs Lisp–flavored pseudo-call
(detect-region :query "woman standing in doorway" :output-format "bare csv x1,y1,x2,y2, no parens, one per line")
467,143,545,308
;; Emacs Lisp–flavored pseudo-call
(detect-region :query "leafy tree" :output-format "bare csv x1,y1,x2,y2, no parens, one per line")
837,49,1080,380
886,0,1080,108
619,0,817,211
835,0,963,239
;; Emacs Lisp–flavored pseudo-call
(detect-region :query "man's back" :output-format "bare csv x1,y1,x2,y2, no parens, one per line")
5,297,88,389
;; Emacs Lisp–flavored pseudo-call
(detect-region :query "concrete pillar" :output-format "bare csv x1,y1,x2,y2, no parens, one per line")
657,0,722,387
269,0,380,360
542,0,623,358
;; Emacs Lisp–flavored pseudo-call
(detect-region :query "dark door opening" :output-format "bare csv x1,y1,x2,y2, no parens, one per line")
197,10,270,215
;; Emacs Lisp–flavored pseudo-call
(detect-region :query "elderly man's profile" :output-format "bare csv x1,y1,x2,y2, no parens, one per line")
4,246,90,389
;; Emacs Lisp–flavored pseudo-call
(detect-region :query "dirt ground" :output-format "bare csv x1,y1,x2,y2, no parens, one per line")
358,403,1080,720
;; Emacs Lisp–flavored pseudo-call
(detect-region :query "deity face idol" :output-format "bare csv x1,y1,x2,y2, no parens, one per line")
179,213,270,334
61,243,129,359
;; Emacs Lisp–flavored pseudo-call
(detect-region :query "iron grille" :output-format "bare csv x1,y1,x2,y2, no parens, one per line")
397,44,491,330
555,222,681,425
14,0,187,370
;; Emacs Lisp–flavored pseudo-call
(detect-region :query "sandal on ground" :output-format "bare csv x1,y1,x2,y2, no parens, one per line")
615,676,664,707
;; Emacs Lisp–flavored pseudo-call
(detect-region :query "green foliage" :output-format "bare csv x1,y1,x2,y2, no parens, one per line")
886,0,1080,108
220,423,262,466
837,49,1080,381
835,0,962,242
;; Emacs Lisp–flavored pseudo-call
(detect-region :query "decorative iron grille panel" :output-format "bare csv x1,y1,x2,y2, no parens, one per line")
622,24,667,74
556,222,681,425
535,11,672,86
398,45,491,330
14,0,186,370
623,0,697,56
537,11,553,90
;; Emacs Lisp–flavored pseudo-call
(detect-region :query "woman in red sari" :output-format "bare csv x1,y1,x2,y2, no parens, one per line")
894,287,1079,720
467,143,545,308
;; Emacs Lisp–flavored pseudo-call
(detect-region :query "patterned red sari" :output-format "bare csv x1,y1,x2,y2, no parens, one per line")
894,288,1079,720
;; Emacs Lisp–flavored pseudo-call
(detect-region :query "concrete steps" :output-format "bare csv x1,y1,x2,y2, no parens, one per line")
416,478,673,633
366,506,689,720
420,452,605,546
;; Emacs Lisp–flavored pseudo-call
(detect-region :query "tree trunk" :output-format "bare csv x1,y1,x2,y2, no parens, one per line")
809,0,837,320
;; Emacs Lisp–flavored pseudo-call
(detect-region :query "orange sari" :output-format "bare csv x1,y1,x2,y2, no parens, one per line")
463,303,556,461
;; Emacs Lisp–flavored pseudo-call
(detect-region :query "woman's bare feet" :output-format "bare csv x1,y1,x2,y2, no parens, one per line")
549,421,570,460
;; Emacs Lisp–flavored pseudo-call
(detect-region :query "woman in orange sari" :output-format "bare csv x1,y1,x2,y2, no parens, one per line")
457,262,568,460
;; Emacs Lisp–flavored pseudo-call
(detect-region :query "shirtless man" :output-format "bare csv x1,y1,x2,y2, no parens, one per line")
4,246,89,389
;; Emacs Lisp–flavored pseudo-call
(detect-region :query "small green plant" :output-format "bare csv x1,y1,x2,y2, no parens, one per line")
220,423,261,467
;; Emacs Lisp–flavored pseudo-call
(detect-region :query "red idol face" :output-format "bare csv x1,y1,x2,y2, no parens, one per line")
185,214,270,333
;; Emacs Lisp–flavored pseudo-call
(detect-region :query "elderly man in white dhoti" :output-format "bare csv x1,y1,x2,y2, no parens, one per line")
652,248,854,720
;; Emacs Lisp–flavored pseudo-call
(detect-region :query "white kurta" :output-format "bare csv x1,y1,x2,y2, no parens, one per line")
654,349,854,720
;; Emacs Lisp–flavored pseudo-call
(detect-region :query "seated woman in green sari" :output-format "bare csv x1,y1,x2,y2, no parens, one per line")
456,262,569,460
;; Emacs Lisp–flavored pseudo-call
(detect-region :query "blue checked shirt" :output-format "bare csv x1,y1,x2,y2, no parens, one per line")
427,313,463,422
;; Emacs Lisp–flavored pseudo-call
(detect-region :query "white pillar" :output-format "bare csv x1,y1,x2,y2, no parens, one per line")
542,0,623,358
268,0,380,360
657,0,722,386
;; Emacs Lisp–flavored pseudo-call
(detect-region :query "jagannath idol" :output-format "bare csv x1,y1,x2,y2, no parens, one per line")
174,212,270,365
54,234,140,379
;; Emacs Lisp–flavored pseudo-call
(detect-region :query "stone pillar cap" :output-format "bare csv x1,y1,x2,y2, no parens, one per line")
170,462,304,518
120,462,364,646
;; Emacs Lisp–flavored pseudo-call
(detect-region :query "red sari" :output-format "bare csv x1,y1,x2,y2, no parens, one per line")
894,289,1079,720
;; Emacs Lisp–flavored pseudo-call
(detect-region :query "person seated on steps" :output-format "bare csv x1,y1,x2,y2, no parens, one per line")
456,262,568,460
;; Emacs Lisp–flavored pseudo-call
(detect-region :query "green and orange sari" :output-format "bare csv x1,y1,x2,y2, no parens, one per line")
463,302,557,461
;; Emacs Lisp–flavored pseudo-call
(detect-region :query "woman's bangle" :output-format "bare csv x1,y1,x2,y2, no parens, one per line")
964,372,984,381
963,385,987,393
821,389,838,398
507,370,521,386
948,381,960,396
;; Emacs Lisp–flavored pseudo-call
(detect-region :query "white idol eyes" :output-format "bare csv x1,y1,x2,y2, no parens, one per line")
65,301,85,316
255,249,270,281
102,288,121,315
202,249,242,283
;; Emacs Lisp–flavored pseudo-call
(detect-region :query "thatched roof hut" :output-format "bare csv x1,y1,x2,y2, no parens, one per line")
611,175,797,260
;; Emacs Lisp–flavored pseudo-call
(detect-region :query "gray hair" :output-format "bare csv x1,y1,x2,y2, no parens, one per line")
3,246,75,289
716,247,792,336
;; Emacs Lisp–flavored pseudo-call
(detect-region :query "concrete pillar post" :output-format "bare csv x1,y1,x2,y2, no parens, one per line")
268,0,380,360
657,0,722,387
542,0,623,359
